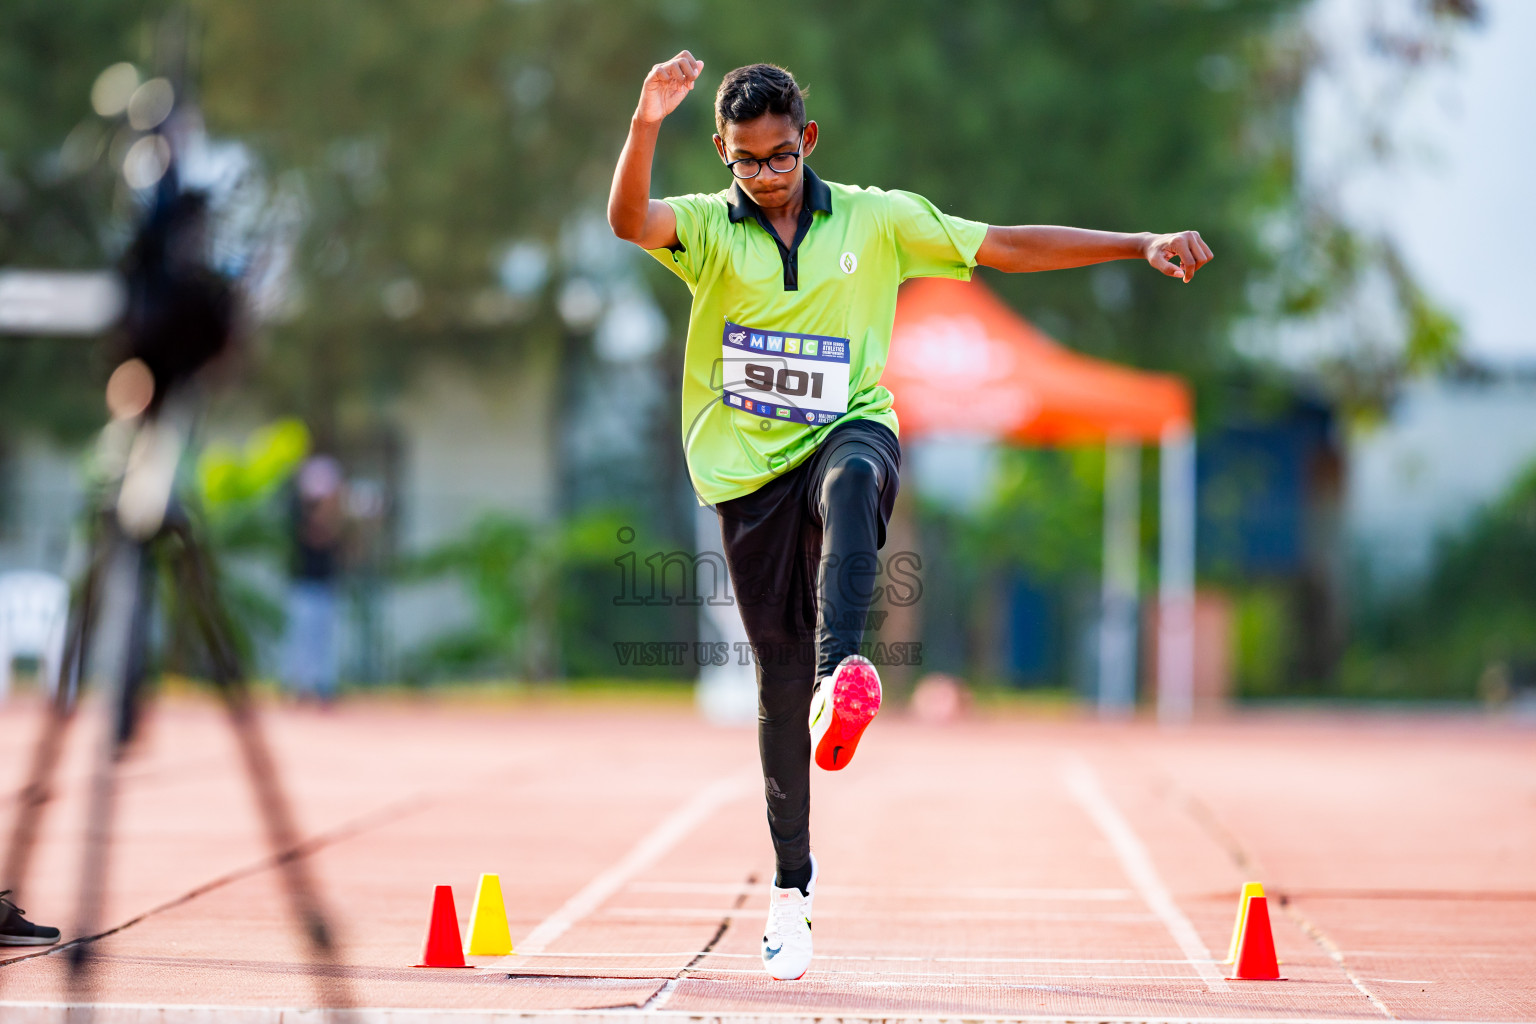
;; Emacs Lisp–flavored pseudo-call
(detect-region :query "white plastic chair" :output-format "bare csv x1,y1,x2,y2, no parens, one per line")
0,571,70,701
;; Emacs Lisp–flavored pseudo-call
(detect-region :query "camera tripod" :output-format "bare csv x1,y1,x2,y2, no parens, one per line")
0,404,354,1015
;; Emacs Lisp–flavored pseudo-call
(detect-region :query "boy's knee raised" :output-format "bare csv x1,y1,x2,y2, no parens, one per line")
822,453,881,506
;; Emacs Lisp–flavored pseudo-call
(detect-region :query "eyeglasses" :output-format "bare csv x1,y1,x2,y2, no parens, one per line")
725,130,804,179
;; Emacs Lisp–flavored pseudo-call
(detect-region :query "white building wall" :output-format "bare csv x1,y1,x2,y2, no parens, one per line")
0,438,87,577
1346,377,1536,587
386,349,560,658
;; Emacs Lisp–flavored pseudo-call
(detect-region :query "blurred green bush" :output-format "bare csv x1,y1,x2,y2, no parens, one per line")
1342,461,1536,700
1230,583,1290,699
395,509,693,683
156,418,312,674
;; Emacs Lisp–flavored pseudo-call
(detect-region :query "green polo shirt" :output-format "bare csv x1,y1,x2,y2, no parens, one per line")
646,168,987,504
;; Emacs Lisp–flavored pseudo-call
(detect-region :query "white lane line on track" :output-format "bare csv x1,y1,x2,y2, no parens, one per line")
1343,949,1530,959
1282,901,1396,1019
505,771,755,960
638,976,682,1013
1,1004,1519,1024
627,881,1134,901
548,968,1235,982
511,950,1218,964
1061,757,1231,993
602,907,1157,922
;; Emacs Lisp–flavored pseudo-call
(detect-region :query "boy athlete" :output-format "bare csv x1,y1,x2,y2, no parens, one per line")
608,54,1211,981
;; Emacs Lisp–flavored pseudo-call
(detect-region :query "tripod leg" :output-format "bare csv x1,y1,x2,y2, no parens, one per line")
66,535,151,1008
168,523,354,1010
0,520,111,903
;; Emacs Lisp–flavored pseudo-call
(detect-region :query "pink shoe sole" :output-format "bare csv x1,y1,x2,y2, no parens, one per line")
814,657,882,771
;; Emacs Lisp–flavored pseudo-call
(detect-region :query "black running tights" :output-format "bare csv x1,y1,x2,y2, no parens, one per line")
714,420,900,881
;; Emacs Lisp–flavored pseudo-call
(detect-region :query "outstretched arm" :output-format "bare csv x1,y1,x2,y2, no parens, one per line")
975,225,1213,282
608,50,704,249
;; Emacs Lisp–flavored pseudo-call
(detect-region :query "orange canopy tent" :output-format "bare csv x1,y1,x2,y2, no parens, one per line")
884,276,1190,444
884,277,1196,720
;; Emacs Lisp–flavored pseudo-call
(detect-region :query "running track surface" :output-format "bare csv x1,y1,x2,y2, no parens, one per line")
0,694,1533,1024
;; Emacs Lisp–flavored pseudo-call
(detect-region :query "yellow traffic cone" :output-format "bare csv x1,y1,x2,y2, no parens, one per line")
465,873,513,956
1224,881,1265,964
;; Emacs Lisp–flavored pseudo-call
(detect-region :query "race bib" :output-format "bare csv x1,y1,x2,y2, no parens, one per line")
720,319,851,427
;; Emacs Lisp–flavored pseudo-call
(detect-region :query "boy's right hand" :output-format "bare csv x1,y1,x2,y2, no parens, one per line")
636,50,704,125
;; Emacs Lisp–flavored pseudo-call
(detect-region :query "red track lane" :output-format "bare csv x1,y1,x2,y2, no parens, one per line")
0,695,1532,1022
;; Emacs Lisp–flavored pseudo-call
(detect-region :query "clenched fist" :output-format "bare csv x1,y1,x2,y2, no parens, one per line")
1144,230,1214,283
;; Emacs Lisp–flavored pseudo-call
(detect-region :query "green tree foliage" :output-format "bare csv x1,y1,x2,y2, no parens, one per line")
191,0,675,422
958,447,1106,581
0,0,168,443
4,0,1477,436
0,1,156,266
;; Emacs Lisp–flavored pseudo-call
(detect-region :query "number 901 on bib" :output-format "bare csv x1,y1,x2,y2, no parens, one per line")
720,319,851,427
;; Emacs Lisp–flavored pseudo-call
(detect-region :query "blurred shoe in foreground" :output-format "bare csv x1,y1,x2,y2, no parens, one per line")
0,891,60,946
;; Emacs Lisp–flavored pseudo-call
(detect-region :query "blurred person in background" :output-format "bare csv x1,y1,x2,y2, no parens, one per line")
283,453,347,706
609,53,1212,981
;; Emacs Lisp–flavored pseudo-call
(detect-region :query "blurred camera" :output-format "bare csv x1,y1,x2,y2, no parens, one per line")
114,177,236,412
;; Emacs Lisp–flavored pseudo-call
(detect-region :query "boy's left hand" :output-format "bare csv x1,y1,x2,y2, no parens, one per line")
1145,230,1213,283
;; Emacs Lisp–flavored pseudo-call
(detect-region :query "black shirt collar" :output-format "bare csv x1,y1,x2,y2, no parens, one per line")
727,167,832,224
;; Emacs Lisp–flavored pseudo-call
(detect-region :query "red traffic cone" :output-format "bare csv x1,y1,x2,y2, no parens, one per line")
414,884,471,968
1227,894,1284,980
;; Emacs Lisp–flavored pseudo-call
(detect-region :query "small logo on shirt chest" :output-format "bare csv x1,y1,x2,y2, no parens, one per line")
839,252,858,275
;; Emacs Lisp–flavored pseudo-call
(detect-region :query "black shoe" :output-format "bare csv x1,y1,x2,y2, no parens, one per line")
0,890,61,947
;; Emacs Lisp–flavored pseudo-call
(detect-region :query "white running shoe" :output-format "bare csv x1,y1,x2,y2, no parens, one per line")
761,854,817,981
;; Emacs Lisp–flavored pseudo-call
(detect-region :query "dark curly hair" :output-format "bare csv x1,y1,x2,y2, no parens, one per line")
714,64,805,135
